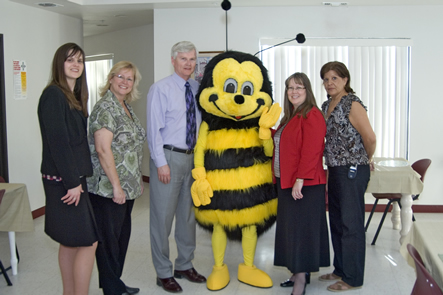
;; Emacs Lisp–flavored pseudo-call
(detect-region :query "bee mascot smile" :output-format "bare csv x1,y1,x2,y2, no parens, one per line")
191,51,281,290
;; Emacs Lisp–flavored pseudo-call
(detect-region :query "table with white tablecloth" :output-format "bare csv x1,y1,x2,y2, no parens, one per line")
0,183,34,275
366,157,424,244
400,220,443,291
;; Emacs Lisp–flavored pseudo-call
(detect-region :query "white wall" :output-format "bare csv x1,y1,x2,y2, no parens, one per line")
153,5,443,205
1,1,83,210
84,24,154,176
2,3,442,210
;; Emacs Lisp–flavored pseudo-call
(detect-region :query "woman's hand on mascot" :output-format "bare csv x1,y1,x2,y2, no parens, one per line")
259,103,282,140
191,167,214,207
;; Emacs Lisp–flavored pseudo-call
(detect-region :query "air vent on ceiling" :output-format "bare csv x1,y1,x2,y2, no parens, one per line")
322,2,348,6
96,20,109,27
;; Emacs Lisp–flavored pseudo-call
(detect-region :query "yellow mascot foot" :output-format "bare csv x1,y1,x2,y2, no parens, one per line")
207,264,230,291
237,263,273,288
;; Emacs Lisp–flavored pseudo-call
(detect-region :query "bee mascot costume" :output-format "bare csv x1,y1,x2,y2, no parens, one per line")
191,51,282,291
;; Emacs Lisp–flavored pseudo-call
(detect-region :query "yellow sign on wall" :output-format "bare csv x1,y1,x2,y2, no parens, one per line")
13,60,27,100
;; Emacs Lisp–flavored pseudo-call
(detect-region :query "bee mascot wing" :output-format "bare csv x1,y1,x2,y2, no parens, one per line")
191,121,213,207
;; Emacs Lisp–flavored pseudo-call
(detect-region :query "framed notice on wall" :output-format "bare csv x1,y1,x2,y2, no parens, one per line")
194,51,223,84
13,60,27,100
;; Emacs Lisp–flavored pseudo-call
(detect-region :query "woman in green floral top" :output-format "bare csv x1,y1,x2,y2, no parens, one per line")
87,61,146,295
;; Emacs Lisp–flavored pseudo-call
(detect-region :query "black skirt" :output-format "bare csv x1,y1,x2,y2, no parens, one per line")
274,180,330,273
43,177,98,247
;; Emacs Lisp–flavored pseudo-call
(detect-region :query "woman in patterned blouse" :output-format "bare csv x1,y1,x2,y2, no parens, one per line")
87,61,146,295
318,61,376,293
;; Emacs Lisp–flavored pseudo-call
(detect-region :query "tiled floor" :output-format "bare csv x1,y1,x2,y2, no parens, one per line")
0,182,439,294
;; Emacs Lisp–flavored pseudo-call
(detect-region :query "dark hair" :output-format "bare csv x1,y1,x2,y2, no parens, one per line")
280,72,322,126
320,61,354,97
47,43,89,117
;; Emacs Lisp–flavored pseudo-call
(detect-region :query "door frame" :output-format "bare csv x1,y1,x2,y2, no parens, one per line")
0,34,9,182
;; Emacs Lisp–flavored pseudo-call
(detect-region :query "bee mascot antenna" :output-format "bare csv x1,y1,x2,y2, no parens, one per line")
221,0,231,51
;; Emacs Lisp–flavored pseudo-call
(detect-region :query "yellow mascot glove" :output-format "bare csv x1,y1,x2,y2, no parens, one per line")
258,103,282,139
191,167,213,207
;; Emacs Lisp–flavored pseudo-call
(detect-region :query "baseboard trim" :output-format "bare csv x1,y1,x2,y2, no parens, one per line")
32,206,45,219
365,204,443,213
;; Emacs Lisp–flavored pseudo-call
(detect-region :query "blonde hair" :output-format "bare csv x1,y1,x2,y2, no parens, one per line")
100,61,142,103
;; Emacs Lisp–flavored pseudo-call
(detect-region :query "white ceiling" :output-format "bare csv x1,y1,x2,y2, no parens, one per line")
10,0,442,37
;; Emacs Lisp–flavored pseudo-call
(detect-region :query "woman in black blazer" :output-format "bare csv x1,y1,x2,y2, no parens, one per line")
38,43,98,295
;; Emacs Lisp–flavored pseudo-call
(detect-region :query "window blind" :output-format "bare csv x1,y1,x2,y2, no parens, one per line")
260,38,411,159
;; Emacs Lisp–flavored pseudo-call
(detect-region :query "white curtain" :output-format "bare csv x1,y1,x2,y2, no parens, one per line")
85,55,113,113
260,38,411,159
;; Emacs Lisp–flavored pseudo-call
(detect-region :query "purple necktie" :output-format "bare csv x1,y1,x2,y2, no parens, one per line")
185,82,196,149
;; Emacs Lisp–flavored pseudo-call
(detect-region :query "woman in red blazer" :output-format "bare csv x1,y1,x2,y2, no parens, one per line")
273,73,330,295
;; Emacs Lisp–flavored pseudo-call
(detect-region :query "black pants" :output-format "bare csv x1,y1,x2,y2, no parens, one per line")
89,193,134,295
328,165,370,287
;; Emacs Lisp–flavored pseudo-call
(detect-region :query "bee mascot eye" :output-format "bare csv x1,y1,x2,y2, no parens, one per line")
241,81,254,95
190,50,281,291
224,78,237,93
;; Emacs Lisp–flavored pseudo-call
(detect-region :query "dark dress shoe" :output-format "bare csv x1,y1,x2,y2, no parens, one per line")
174,267,206,283
125,286,140,294
156,277,183,293
280,279,294,287
282,272,310,288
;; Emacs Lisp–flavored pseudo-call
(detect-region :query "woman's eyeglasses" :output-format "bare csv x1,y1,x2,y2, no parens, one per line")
287,86,305,92
115,74,134,83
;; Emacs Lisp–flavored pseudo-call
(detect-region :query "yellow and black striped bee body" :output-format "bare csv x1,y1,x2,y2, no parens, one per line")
195,116,277,241
191,51,281,290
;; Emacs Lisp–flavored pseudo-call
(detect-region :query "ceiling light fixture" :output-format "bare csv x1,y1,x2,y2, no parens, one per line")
37,2,63,8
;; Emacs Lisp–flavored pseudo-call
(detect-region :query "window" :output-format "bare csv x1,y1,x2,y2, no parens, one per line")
259,38,411,159
85,54,113,113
